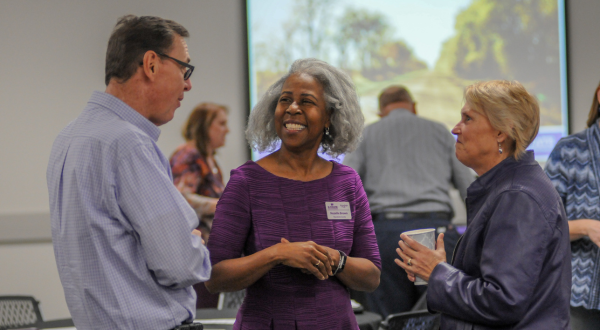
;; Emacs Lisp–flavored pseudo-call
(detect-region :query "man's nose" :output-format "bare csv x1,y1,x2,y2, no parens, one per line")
184,78,192,92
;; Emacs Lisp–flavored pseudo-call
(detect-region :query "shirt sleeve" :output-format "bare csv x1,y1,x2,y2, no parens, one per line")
427,191,552,325
207,169,252,265
342,135,366,179
349,172,381,270
116,143,211,289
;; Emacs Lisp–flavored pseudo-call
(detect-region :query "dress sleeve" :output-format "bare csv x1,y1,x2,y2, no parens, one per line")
544,140,569,207
116,143,211,288
207,169,252,265
349,172,381,270
427,191,552,326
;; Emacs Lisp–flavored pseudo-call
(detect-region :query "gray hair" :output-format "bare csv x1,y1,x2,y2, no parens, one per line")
246,58,364,158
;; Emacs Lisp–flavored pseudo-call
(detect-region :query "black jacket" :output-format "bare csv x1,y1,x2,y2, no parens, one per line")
428,151,571,329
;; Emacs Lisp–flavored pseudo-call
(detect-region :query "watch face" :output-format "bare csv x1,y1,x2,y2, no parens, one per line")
338,250,347,272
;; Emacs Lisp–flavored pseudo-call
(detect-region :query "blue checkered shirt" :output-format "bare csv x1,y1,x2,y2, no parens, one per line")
47,91,211,330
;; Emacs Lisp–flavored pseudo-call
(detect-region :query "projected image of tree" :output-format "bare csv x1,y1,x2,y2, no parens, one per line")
248,0,567,159
436,0,562,125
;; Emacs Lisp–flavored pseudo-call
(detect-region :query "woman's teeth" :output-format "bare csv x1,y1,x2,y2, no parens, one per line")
285,123,306,131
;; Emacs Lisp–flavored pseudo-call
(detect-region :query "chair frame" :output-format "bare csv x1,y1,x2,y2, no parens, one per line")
217,290,246,310
378,309,440,330
0,295,43,330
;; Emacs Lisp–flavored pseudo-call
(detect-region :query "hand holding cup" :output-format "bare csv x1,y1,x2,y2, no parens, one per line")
395,229,447,284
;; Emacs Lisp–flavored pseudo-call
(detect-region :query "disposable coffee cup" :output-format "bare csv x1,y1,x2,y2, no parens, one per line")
401,228,436,285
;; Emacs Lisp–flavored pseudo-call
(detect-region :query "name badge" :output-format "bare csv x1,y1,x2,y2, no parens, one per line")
325,202,352,220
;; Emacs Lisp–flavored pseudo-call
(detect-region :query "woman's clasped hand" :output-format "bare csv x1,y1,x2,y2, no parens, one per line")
278,238,335,279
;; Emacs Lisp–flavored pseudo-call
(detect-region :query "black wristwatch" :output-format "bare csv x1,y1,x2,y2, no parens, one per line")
333,250,347,275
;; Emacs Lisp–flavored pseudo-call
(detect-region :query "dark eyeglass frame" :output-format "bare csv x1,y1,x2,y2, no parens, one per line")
155,51,194,80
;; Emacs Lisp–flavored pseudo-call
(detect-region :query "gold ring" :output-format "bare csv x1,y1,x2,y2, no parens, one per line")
315,260,321,267
407,258,412,266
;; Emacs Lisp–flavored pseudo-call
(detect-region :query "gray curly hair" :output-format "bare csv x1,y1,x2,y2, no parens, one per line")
246,58,364,158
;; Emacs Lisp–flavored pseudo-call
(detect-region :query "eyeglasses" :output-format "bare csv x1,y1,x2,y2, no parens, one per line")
155,51,194,80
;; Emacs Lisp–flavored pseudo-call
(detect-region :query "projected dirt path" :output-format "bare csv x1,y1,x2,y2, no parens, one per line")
355,70,474,128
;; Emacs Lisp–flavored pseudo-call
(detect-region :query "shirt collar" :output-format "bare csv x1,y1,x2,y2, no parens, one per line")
88,91,161,142
467,150,536,196
389,108,413,116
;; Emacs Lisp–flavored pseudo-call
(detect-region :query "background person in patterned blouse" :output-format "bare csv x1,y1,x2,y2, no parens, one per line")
171,102,229,242
545,79,600,330
171,102,229,309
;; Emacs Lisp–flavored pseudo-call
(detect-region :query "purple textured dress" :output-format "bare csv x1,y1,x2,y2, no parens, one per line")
208,161,381,330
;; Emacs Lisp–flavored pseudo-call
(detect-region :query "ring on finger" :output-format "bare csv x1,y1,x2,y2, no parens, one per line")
407,258,412,266
315,260,321,267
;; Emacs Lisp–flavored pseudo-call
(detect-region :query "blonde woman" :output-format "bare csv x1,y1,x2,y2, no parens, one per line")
396,81,571,329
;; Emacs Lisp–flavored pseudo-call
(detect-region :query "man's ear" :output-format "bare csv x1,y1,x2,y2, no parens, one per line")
141,51,159,81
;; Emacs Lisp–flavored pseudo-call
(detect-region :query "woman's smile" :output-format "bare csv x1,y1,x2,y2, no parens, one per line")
284,121,307,132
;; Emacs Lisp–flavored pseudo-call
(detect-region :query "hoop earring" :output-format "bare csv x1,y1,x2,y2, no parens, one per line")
498,142,503,154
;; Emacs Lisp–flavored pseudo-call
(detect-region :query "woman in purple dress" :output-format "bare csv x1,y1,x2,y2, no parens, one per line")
205,58,381,329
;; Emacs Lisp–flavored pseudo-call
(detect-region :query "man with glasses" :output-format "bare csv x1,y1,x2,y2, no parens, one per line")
47,15,208,330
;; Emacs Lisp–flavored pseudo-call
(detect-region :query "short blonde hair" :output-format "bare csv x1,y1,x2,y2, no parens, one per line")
465,80,540,160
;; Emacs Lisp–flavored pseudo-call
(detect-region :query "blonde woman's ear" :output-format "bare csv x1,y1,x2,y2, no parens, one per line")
496,130,507,143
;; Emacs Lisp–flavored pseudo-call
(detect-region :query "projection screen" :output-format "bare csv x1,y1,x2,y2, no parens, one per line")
247,0,568,162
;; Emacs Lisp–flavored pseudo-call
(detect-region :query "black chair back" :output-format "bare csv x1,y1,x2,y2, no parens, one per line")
0,296,43,330
378,310,440,330
411,289,428,311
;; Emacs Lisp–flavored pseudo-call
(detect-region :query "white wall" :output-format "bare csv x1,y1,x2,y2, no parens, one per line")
567,0,600,133
0,243,65,320
0,0,248,216
0,0,248,320
0,0,599,321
